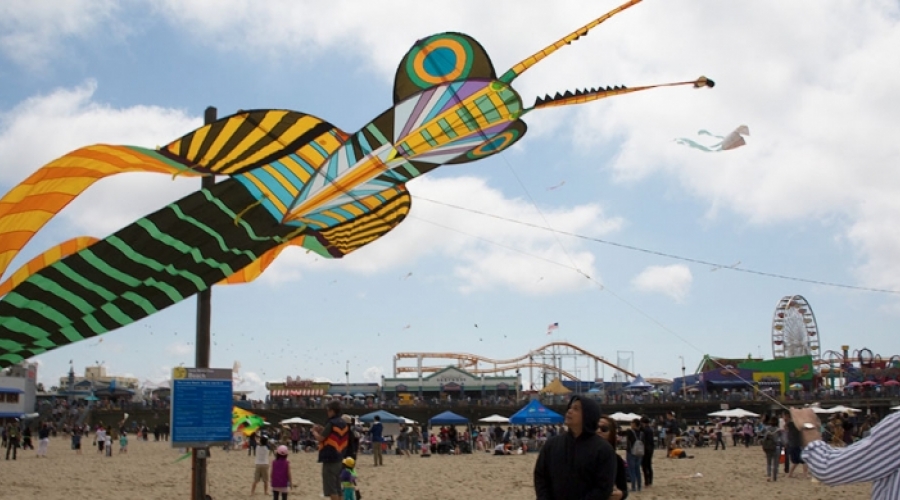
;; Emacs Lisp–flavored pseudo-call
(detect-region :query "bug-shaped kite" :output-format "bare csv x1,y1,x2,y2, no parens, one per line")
0,0,713,366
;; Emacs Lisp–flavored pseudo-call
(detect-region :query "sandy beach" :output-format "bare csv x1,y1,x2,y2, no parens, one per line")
0,437,871,500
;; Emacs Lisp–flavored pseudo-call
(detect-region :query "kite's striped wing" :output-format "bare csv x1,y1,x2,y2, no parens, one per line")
0,145,201,283
162,110,341,176
296,185,412,258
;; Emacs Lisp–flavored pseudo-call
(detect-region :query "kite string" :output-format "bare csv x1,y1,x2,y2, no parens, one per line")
413,195,900,295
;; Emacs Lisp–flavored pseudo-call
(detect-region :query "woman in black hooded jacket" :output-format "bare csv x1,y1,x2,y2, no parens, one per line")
534,396,618,500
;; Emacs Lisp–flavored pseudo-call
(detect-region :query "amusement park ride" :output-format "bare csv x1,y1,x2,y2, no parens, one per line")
771,295,821,362
391,295,896,391
771,295,898,387
393,341,636,390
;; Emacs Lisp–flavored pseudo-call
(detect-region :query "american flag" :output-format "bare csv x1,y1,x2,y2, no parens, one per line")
547,322,559,334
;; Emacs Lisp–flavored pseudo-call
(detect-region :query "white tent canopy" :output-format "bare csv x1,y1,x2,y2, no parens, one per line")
813,405,862,414
708,408,760,418
280,417,315,426
397,416,417,425
608,412,642,422
891,406,900,411
478,414,510,423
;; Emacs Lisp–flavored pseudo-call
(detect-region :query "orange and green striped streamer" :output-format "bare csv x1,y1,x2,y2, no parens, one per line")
0,144,201,282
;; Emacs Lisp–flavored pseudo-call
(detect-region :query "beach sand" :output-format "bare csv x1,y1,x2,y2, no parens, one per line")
0,438,871,499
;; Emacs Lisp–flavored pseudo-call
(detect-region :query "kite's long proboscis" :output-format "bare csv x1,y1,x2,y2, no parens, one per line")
525,77,714,112
499,0,644,83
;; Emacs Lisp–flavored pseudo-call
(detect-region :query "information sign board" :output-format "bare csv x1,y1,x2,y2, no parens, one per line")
171,367,233,448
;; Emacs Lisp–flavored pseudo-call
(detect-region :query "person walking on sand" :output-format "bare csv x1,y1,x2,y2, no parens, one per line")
251,436,270,496
714,423,726,450
625,419,644,493
36,423,50,458
271,445,294,500
762,416,782,482
313,401,350,500
370,415,384,467
5,422,20,460
640,417,655,488
71,424,83,454
95,425,106,454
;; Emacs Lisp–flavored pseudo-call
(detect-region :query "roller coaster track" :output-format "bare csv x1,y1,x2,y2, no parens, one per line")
396,362,581,381
395,341,636,379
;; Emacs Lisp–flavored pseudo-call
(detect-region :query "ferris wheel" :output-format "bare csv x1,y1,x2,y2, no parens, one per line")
772,295,821,363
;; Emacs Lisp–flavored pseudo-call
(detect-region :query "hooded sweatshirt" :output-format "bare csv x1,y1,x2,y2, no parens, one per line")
534,396,617,500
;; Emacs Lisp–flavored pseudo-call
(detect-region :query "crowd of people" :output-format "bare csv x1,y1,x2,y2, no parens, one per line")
532,396,898,499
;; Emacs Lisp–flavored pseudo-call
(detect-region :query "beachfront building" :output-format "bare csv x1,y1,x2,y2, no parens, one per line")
0,362,38,419
57,364,139,400
381,366,520,403
267,376,330,401
326,382,380,398
671,355,815,396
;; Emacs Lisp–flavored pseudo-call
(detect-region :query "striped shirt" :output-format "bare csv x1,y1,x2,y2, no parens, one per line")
802,412,900,500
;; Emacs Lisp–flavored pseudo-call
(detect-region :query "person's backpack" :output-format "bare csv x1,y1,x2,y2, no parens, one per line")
762,430,778,452
631,430,645,457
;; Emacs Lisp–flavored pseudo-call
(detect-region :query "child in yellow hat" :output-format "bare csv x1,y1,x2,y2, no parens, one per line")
340,457,359,500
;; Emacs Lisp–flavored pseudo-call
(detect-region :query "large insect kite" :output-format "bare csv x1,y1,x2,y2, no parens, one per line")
0,0,713,366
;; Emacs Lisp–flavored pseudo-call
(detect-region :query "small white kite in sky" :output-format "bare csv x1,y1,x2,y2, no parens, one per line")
676,125,750,152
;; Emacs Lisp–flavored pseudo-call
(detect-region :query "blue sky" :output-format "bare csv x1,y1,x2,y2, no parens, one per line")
2,0,899,396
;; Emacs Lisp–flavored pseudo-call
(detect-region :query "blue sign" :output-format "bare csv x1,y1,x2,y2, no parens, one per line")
171,368,233,447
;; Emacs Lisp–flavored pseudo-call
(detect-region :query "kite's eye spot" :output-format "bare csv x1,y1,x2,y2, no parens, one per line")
509,111,521,120
491,81,505,91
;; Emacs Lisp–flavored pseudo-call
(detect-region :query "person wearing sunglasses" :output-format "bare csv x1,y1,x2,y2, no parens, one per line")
597,416,628,500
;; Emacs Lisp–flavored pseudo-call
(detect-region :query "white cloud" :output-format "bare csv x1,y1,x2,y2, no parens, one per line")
165,341,193,357
363,366,383,382
234,370,266,397
565,1,900,293
631,264,693,302
0,80,202,240
0,0,122,69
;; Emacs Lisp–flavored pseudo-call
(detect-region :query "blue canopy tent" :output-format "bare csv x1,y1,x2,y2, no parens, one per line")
428,411,469,425
428,411,471,454
509,399,564,425
358,410,404,424
626,374,653,391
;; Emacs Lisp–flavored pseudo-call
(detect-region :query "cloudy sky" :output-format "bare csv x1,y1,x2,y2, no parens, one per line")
2,0,899,397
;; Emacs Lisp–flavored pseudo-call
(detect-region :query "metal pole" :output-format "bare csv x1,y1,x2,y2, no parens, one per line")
192,105,217,500
679,356,686,400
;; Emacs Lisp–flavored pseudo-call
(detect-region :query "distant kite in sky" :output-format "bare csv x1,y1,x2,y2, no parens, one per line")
0,0,713,367
546,181,566,191
675,125,749,152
